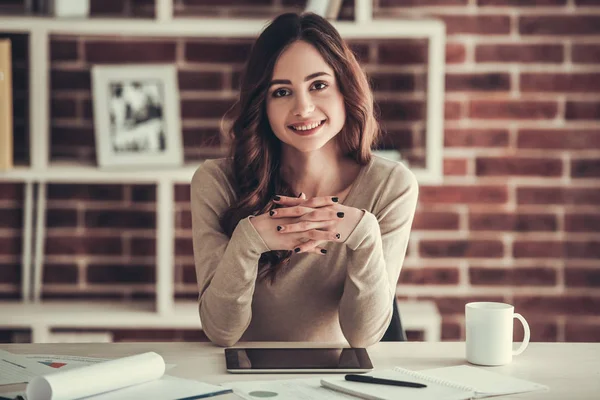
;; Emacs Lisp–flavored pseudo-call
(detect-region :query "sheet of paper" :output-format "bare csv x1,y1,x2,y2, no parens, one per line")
0,391,24,400
0,376,230,400
421,365,549,397
2,354,180,400
26,352,165,400
83,375,231,400
0,350,56,385
225,377,358,400
24,354,175,372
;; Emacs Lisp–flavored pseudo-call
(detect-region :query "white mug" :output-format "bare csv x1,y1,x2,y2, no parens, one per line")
465,302,530,366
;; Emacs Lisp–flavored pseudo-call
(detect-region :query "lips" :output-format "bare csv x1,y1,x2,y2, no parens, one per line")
287,119,327,135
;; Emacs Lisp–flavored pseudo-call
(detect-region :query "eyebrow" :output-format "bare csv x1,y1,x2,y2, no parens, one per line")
268,72,331,88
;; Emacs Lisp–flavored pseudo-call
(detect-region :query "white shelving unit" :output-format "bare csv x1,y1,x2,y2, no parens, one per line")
1,300,441,343
0,0,445,342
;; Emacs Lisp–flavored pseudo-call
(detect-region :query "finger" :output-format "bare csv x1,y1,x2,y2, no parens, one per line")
270,205,314,218
300,229,342,242
299,207,345,222
277,219,336,233
292,240,328,255
301,195,340,208
272,195,305,207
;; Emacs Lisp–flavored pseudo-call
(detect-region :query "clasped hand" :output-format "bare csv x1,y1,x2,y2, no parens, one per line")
250,194,363,255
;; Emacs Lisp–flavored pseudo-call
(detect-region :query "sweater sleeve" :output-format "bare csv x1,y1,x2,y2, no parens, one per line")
338,163,419,347
191,161,270,347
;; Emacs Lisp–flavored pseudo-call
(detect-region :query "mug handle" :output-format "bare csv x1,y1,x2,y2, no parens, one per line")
513,313,530,356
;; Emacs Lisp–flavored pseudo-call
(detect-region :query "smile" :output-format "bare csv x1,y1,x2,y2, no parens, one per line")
287,119,326,136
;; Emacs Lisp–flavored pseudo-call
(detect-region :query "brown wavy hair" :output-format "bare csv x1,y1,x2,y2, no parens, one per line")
220,12,380,283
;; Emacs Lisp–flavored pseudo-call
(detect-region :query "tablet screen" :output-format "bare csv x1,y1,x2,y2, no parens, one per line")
225,348,373,371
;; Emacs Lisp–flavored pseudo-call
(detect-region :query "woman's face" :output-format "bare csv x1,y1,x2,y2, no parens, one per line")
265,40,346,154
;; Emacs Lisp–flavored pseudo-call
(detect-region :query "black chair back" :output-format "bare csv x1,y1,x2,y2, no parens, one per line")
380,299,407,341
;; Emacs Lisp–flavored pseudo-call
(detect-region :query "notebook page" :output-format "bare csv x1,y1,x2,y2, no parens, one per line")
420,365,548,398
225,377,358,400
321,368,474,400
83,376,232,400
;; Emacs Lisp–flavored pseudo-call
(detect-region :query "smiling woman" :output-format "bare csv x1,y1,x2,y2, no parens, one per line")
266,41,346,150
190,12,419,348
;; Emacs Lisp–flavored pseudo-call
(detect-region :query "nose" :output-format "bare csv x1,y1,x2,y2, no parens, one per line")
292,92,315,117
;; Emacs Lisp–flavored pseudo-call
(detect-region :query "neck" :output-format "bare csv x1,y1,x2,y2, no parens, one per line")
280,141,354,198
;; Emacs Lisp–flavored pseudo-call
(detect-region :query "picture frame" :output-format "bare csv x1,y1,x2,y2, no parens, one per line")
91,64,183,169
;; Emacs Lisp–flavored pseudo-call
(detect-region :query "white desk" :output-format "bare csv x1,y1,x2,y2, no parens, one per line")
1,342,599,399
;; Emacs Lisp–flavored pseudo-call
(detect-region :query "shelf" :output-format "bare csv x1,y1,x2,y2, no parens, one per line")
0,300,439,335
0,151,424,185
0,16,444,38
0,163,200,183
0,10,446,344
0,16,444,185
1,301,203,329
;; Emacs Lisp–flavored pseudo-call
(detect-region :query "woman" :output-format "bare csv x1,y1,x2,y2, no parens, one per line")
191,12,419,347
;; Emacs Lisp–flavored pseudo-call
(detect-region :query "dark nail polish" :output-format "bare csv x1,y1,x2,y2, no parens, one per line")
277,225,283,231
269,210,275,216
332,197,339,203
294,247,301,253
274,195,281,201
320,249,327,254
337,212,345,218
335,233,341,239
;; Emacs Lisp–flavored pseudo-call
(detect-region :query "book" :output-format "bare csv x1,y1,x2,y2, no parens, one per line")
305,0,343,20
0,351,232,400
0,39,13,171
321,365,549,400
325,0,343,20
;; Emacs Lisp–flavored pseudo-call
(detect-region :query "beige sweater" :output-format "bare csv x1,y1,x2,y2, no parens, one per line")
191,155,419,347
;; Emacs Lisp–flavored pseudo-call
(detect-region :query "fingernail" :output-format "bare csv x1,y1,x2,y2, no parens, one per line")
298,192,303,198
335,233,341,239
277,225,283,231
294,247,301,253
320,249,327,254
337,212,344,218
332,197,339,203
274,195,281,201
269,210,276,216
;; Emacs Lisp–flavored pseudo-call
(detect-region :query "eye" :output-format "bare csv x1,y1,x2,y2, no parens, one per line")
312,81,329,91
272,88,290,98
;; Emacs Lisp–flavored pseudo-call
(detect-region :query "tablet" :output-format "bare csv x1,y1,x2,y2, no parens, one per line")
224,347,374,373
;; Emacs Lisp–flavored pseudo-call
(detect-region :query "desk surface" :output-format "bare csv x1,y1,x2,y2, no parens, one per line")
1,342,599,399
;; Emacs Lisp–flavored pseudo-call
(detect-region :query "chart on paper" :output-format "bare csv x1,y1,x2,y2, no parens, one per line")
24,354,108,371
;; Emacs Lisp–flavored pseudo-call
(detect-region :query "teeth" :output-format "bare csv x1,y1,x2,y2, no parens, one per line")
291,120,323,131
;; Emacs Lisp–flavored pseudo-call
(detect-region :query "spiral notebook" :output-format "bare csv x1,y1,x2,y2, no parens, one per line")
320,365,548,400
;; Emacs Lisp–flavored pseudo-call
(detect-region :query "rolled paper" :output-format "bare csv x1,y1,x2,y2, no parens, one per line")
26,352,165,400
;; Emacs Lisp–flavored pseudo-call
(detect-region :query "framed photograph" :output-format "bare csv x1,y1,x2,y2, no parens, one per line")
91,64,183,168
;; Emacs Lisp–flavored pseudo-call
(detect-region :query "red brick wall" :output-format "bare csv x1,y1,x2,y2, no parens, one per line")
1,0,600,342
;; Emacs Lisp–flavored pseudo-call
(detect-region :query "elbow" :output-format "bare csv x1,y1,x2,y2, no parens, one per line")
340,306,393,348
206,332,241,348
347,337,377,348
202,322,243,347
340,320,383,348
199,302,245,347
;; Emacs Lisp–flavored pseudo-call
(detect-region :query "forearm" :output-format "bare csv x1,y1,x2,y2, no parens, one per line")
197,217,269,347
338,212,395,347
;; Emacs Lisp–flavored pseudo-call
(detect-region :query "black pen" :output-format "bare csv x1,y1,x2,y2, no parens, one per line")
345,374,427,388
